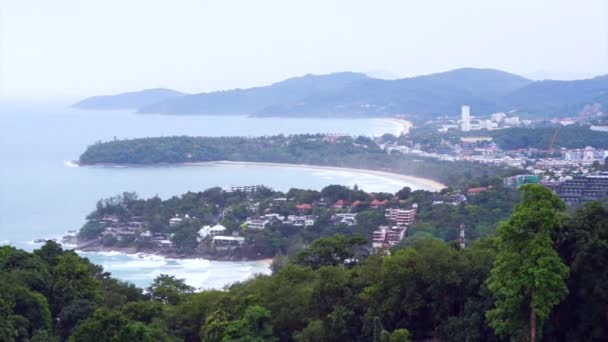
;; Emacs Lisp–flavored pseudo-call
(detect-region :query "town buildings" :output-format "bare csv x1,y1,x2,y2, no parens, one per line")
557,173,608,205
503,174,541,189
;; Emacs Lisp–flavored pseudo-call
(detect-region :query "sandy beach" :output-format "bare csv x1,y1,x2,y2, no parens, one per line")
386,118,413,135
187,160,446,191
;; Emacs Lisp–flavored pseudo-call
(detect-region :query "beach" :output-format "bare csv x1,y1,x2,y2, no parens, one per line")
386,118,413,135
187,160,446,191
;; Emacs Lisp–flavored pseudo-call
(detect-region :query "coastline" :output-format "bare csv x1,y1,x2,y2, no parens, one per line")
71,239,274,263
188,160,445,191
77,159,445,191
385,118,413,135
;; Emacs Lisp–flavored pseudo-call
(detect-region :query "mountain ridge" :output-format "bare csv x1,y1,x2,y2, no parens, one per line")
74,68,608,118
73,88,186,110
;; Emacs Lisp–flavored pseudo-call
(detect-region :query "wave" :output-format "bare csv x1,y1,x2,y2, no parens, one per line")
63,160,79,167
76,250,271,289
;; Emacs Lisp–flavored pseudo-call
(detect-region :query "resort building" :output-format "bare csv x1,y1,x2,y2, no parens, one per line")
330,213,357,226
557,173,608,205
372,225,408,249
385,206,417,226
212,236,245,250
222,185,261,193
246,217,270,230
209,224,227,236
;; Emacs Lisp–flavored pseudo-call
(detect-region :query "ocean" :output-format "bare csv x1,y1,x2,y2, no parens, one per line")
0,102,421,289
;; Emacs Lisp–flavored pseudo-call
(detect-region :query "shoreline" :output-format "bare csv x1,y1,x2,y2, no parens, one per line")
385,118,413,135
60,235,274,263
77,160,445,191
186,161,445,191
71,240,274,263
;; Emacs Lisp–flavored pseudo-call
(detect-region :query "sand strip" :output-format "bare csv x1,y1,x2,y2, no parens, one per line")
186,160,446,191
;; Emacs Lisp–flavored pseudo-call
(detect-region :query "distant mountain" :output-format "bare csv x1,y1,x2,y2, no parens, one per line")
73,88,185,110
503,75,608,117
257,68,532,117
137,72,369,115
75,69,608,119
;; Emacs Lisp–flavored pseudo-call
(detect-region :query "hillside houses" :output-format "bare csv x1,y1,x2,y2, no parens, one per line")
80,185,433,258
373,205,418,250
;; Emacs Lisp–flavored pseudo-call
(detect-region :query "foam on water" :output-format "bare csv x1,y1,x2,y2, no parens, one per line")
78,251,271,289
63,160,79,167
0,106,413,290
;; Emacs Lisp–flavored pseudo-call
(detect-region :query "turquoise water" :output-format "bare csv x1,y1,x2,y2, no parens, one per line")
0,103,415,288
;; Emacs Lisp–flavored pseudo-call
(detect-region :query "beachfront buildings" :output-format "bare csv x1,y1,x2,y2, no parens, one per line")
212,236,245,251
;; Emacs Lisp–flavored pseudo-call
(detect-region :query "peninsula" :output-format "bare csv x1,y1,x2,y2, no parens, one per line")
78,134,519,189
68,181,521,261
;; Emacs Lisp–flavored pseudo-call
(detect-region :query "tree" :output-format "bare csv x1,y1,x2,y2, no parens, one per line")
69,308,154,342
148,274,194,305
199,309,230,342
223,305,276,342
486,184,569,341
293,320,324,342
396,187,412,200
545,201,608,340
294,234,367,269
50,253,101,317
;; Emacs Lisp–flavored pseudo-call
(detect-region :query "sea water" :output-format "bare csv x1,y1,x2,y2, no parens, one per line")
0,102,416,289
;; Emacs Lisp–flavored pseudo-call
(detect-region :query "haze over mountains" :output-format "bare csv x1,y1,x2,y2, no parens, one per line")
74,68,608,119
74,88,185,110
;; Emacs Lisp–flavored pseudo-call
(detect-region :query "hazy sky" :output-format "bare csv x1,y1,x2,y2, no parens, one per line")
1,0,607,99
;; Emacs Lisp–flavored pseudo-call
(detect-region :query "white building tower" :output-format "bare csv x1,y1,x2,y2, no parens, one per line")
461,105,471,132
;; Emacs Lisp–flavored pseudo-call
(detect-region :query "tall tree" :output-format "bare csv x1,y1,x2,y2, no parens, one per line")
486,184,569,341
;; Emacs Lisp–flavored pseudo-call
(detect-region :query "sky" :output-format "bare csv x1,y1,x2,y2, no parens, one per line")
1,0,607,99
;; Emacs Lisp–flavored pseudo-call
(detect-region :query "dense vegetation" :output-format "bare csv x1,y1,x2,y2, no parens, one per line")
504,75,608,118
79,134,519,188
488,126,608,150
78,183,520,258
2,185,608,341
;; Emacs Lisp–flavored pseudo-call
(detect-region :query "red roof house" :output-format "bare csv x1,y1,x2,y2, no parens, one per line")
467,187,488,195
296,203,313,211
370,199,388,208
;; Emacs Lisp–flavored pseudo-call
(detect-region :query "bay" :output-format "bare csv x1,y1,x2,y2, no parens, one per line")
0,102,418,288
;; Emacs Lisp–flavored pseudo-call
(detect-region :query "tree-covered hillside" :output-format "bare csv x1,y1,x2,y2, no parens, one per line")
2,186,608,341
488,126,608,150
78,135,520,188
504,75,608,117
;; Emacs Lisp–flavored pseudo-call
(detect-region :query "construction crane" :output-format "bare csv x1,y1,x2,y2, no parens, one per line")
547,127,561,157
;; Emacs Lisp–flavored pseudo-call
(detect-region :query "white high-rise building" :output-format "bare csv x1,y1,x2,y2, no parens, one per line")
461,105,471,132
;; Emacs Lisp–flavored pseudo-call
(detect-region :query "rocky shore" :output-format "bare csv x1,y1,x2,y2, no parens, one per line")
62,234,272,262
